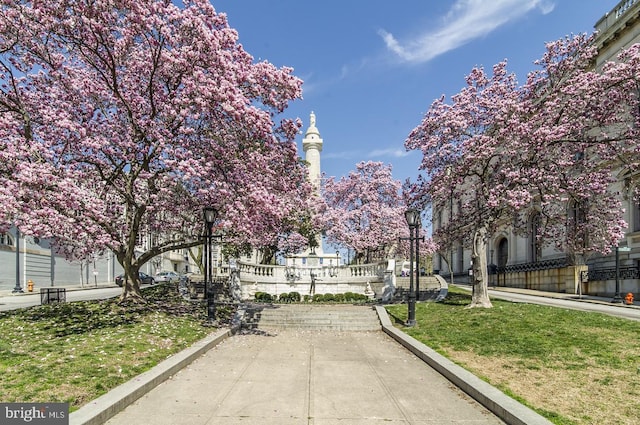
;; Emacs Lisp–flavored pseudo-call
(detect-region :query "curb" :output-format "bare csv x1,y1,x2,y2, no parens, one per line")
69,325,239,425
0,283,118,297
374,305,553,425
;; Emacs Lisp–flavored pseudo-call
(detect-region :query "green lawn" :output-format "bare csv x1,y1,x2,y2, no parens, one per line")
0,285,231,411
386,287,640,425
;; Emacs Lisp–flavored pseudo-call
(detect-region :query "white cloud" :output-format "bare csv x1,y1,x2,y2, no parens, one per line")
369,147,412,158
322,147,411,161
380,0,555,63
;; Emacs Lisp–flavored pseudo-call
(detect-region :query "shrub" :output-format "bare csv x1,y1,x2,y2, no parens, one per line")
279,293,290,303
323,293,335,302
343,292,368,303
289,292,301,302
334,293,345,303
303,295,311,302
312,294,324,302
254,292,273,303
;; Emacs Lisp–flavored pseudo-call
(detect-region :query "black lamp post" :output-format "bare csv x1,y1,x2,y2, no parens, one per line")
12,228,23,293
329,250,340,277
203,207,217,321
404,208,420,327
415,219,424,301
612,245,631,303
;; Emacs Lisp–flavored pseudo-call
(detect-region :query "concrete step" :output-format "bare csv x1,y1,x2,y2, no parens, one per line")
243,304,381,331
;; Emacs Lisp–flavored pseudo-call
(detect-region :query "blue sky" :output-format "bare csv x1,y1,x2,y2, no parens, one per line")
213,0,620,184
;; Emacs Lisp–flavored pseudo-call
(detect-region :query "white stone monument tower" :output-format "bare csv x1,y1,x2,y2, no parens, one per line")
302,111,323,194
285,112,342,270
302,111,324,258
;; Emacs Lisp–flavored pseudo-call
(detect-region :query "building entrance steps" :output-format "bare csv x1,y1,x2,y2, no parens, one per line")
243,303,382,331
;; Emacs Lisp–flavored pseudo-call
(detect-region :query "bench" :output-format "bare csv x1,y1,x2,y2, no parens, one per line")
40,288,66,305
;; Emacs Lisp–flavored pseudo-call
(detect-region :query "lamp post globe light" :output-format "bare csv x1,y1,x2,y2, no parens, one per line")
203,207,217,322
404,208,420,327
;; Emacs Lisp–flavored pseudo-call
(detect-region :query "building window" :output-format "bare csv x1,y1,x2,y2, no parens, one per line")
569,199,589,248
634,199,640,232
0,233,14,246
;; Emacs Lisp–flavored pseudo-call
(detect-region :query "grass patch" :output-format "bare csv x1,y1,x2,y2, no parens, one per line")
0,285,234,411
386,286,640,425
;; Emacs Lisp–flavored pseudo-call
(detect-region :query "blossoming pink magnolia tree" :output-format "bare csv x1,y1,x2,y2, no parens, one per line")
405,34,640,308
0,0,313,301
321,161,435,265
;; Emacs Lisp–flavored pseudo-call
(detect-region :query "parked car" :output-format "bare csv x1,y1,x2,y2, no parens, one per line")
154,271,181,284
115,272,155,287
400,261,416,277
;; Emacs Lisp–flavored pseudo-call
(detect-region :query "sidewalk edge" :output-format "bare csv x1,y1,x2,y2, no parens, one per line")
375,305,552,425
69,325,238,425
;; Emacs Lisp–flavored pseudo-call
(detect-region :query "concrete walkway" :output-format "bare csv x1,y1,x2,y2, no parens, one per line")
68,303,554,425
101,329,505,425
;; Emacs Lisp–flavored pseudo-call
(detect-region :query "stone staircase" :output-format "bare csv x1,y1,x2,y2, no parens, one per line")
393,275,448,302
242,304,381,331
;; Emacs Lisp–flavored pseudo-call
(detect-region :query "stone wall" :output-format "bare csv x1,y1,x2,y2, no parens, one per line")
496,265,588,294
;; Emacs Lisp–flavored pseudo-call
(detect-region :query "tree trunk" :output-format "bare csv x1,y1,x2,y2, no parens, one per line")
119,266,145,303
120,279,144,303
467,227,493,308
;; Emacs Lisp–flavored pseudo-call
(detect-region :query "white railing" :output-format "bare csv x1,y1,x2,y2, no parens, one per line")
221,260,393,299
596,0,640,32
616,0,638,19
235,260,386,283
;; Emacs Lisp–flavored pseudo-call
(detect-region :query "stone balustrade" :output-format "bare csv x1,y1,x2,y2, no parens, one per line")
233,260,389,299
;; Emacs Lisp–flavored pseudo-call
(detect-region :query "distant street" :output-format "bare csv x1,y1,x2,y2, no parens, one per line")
457,284,640,321
0,286,123,312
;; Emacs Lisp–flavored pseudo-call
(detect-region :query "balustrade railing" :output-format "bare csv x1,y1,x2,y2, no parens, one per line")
235,260,387,282
597,0,640,34
587,266,640,281
497,258,568,274
615,0,638,19
349,263,386,278
237,262,275,277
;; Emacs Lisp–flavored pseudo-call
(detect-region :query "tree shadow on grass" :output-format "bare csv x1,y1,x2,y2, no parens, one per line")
440,291,472,306
385,310,408,326
14,299,145,337
1,284,215,337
